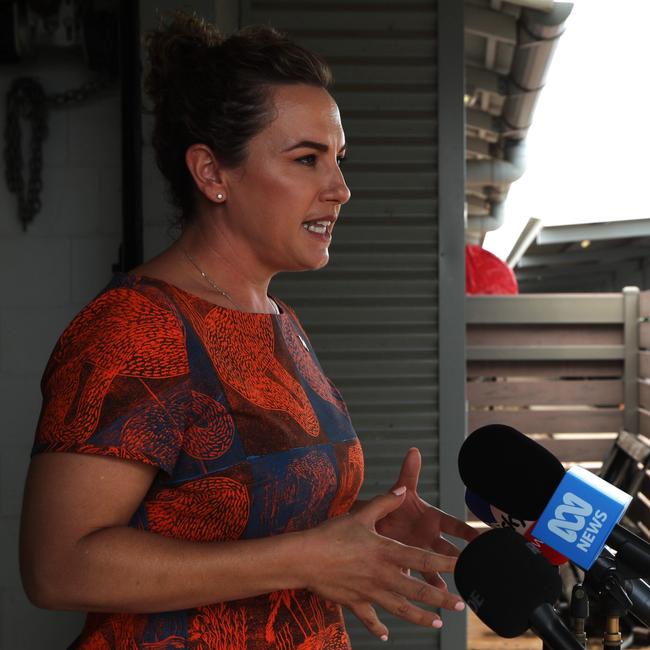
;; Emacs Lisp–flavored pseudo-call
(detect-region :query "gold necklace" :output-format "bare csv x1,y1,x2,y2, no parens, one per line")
181,247,279,314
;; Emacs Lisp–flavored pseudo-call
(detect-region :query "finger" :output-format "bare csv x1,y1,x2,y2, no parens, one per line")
431,536,462,558
355,489,406,527
391,570,462,611
387,542,458,579
438,510,480,542
350,603,390,642
422,571,448,591
374,591,445,630
391,447,422,493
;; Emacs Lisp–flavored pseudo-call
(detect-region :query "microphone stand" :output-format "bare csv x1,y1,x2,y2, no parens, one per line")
604,613,623,650
569,584,589,649
583,550,635,650
531,602,588,650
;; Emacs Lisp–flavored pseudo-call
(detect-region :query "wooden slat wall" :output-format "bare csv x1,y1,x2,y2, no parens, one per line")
468,379,623,405
628,292,650,537
468,290,650,540
466,294,627,469
639,293,650,438
626,466,650,539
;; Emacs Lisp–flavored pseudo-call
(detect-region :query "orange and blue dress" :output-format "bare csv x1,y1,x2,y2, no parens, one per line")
33,273,364,649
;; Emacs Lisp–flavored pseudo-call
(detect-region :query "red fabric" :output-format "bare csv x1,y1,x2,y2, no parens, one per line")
33,273,362,649
465,244,518,295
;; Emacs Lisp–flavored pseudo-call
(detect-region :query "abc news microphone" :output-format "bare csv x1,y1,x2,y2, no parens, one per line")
465,487,568,566
455,527,584,650
459,423,650,626
458,424,649,572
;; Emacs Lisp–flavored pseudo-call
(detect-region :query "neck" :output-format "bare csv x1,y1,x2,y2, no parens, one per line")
176,225,276,314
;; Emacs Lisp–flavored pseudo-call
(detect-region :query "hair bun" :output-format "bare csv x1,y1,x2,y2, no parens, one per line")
143,10,224,110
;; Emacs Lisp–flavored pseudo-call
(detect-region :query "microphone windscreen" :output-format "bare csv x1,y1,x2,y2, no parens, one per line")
458,424,565,520
465,488,497,525
455,528,562,637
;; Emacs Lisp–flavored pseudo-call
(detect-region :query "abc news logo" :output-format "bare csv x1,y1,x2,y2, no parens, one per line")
547,491,607,551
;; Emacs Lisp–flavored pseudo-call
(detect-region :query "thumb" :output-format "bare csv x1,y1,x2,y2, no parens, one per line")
356,486,407,528
391,447,422,494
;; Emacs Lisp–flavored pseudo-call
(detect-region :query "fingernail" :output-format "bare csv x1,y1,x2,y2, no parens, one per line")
392,486,406,496
380,634,389,641
454,601,466,611
432,619,443,628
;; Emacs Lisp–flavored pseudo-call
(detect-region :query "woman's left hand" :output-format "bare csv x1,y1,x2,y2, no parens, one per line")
374,448,480,590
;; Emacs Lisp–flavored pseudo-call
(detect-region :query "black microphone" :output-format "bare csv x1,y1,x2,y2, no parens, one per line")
459,423,564,521
458,424,650,576
455,527,583,649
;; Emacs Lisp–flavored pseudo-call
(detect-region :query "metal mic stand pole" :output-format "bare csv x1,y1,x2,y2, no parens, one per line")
570,584,589,649
584,550,638,649
603,614,622,650
539,584,589,650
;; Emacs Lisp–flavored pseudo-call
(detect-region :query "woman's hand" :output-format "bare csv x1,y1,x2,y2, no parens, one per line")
375,448,480,590
299,489,464,642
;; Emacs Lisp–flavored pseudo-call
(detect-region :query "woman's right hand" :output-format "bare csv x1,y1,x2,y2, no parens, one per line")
299,488,465,641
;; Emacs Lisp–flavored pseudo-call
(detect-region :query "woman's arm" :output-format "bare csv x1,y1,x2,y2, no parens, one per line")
20,452,462,640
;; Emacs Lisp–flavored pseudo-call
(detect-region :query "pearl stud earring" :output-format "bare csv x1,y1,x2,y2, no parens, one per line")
216,193,224,201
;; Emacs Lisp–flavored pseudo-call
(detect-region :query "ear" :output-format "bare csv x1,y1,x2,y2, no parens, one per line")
185,144,228,204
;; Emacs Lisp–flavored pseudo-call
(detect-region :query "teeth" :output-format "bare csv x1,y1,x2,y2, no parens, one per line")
303,223,328,234
303,219,332,234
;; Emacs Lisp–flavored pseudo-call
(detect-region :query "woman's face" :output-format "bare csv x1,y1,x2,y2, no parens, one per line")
221,84,351,275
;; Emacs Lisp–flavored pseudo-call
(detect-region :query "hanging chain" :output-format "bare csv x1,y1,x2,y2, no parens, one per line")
4,74,116,230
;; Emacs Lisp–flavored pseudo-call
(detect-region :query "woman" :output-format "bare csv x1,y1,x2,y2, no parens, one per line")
19,11,477,649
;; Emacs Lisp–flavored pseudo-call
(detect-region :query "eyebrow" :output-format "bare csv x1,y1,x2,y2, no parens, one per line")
283,140,347,154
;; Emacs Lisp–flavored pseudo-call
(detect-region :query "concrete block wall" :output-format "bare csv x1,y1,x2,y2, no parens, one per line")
0,3,237,646
0,3,221,647
0,49,121,647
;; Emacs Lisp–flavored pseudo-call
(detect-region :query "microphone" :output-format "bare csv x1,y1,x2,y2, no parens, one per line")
455,527,583,649
459,423,564,521
459,424,637,571
465,487,568,565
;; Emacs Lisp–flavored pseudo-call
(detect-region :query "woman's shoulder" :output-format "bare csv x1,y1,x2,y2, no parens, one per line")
77,272,183,329
49,273,187,370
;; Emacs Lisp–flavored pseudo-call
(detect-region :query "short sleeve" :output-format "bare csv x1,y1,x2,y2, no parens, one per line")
33,284,191,474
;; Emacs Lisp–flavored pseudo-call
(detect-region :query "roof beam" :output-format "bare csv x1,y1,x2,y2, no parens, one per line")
519,244,650,269
465,6,517,44
466,108,501,138
516,259,642,280
466,65,505,96
466,137,491,158
537,219,650,245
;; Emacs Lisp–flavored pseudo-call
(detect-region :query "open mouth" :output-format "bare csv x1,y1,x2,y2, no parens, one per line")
302,218,335,235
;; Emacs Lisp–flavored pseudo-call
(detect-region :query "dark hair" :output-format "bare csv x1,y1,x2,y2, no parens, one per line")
143,11,333,225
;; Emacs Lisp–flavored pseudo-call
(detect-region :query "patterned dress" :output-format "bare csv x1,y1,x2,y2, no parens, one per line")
32,273,364,649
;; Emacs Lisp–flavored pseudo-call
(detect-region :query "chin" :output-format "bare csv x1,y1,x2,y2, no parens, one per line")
290,248,330,272
310,251,330,271
287,257,329,273
279,244,331,273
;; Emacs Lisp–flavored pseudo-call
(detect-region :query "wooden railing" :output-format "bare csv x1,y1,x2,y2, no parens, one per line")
466,287,650,538
616,291,650,537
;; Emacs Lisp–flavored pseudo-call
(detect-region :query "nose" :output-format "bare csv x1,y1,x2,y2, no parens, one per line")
323,164,351,206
